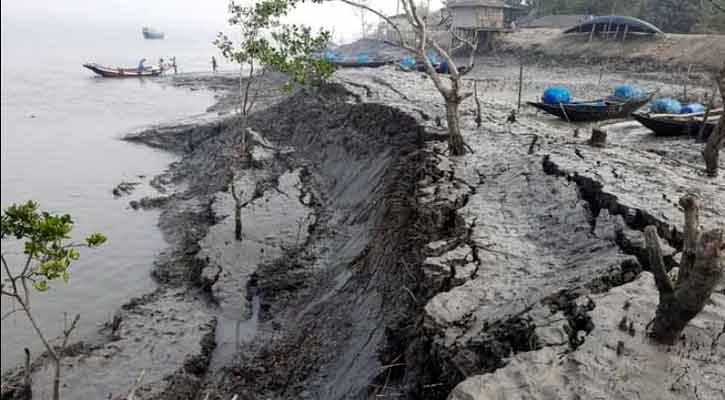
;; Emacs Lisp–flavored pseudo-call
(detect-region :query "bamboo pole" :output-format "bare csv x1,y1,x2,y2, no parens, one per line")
517,61,524,112
683,64,693,101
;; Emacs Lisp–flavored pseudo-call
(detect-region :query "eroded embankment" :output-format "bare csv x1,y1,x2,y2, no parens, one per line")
3,65,722,400
199,77,469,399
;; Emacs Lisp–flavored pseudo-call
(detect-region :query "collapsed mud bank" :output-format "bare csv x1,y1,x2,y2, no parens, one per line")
3,56,723,400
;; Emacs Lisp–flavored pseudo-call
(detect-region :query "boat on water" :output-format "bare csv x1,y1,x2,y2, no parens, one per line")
83,63,165,78
142,27,165,40
632,108,722,138
527,93,655,122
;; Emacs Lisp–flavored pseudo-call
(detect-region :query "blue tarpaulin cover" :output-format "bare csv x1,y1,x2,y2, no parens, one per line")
651,98,682,114
542,87,572,104
612,84,643,100
681,103,705,114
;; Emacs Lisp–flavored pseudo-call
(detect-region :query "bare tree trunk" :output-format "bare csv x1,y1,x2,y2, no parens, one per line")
53,357,61,400
645,195,724,345
704,65,725,177
234,205,242,241
445,98,465,156
230,180,243,242
23,348,32,399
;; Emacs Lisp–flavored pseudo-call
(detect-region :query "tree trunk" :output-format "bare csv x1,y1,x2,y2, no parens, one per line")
703,110,724,177
704,66,725,177
645,195,724,345
234,205,242,241
23,348,32,399
53,357,61,400
446,98,465,156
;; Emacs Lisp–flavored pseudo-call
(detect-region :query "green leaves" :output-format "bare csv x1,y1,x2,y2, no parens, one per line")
215,0,334,90
86,233,107,247
1,201,107,292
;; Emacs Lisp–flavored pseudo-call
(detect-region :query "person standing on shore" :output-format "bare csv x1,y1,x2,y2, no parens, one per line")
211,56,217,73
171,56,178,74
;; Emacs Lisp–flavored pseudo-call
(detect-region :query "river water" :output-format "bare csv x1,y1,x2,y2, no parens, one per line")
0,23,230,372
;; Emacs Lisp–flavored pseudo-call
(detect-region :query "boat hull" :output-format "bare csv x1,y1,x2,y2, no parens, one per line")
632,113,717,138
142,32,165,39
331,60,393,68
83,63,163,78
527,95,653,122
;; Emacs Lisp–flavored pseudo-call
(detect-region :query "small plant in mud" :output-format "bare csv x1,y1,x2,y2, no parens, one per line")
1,201,107,400
644,194,723,344
215,0,334,156
215,1,333,241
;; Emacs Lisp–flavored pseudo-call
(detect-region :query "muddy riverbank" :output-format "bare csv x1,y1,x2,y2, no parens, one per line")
3,55,723,400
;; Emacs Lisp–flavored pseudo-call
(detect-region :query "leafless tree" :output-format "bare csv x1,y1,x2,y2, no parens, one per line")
703,63,725,177
644,194,723,344
339,0,478,156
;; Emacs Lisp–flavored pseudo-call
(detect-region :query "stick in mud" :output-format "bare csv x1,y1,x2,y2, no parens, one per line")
527,134,539,154
474,81,482,128
558,102,571,124
683,64,693,101
517,61,524,112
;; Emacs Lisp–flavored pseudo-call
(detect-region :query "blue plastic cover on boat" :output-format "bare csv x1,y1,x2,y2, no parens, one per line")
681,103,705,114
427,51,440,65
438,59,450,74
542,87,572,105
399,56,416,68
651,98,682,114
324,50,342,61
356,54,371,63
612,84,643,99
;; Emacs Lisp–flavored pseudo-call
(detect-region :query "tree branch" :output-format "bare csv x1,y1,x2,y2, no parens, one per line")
644,226,674,295
337,0,417,52
678,194,700,284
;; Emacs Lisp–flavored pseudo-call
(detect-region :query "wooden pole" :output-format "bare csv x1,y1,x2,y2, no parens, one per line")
622,24,629,41
474,81,482,128
589,23,596,42
517,61,524,112
683,64,693,101
613,24,620,41
597,65,605,89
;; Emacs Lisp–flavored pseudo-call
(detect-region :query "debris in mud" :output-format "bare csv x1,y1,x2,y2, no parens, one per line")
112,181,140,197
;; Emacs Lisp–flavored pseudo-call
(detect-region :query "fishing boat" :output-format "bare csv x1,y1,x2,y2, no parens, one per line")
83,63,164,78
632,108,722,137
142,27,165,40
527,93,655,122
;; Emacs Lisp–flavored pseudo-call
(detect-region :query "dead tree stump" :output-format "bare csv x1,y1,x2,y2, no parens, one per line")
644,194,723,344
589,128,607,147
703,64,725,177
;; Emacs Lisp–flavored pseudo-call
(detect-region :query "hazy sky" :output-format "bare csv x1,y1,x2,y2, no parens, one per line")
2,0,445,43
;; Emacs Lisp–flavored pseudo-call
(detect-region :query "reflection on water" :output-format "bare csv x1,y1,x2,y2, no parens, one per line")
1,24,217,371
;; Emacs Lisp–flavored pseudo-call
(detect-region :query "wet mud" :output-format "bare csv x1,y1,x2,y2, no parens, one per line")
2,56,723,400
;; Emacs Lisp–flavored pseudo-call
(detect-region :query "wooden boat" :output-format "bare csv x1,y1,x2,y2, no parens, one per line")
632,108,722,137
142,27,165,40
331,60,393,68
83,63,164,78
527,93,654,122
